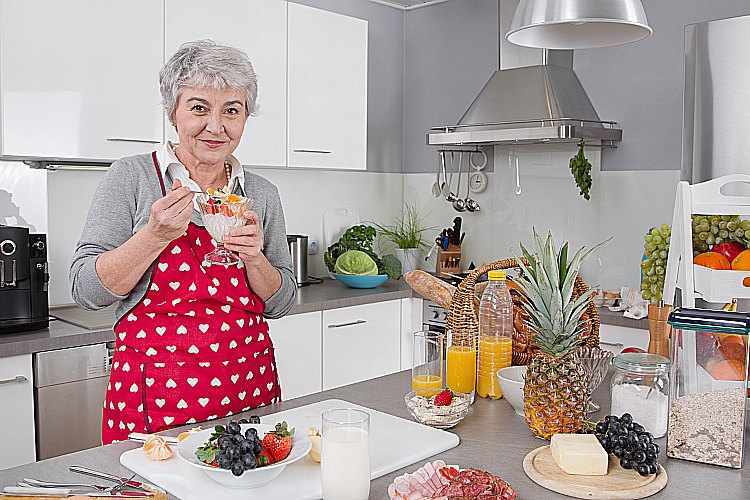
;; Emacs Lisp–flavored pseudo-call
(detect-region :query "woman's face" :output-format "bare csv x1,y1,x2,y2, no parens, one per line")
172,86,248,165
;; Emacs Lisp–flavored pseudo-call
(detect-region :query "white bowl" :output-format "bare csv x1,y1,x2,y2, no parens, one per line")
176,423,311,489
497,366,527,417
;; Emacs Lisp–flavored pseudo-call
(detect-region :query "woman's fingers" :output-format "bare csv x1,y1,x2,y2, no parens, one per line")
162,193,194,219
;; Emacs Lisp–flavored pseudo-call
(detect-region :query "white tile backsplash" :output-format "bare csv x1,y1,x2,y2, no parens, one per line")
0,162,47,232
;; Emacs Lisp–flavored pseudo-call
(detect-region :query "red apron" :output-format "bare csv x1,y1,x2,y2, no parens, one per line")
101,152,281,444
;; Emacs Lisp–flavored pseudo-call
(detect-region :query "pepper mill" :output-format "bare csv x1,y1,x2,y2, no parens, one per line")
647,302,671,358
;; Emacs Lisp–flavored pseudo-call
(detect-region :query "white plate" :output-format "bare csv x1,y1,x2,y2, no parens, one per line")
176,423,311,489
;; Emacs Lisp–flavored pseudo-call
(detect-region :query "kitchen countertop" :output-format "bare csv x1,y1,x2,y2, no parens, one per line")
0,278,413,358
0,370,746,499
597,307,649,330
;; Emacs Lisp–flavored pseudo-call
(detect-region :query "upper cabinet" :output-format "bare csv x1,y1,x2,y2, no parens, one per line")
287,3,368,170
165,0,287,168
0,0,164,160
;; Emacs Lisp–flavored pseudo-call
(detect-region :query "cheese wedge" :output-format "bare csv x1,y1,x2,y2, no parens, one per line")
550,433,608,476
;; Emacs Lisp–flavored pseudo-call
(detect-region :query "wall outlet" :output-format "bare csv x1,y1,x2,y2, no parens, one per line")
308,240,319,255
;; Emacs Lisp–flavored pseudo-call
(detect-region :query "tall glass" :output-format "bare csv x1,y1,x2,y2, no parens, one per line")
321,408,370,500
445,328,477,401
411,330,444,397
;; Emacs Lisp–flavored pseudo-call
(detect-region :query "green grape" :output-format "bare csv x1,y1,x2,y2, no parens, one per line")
728,221,737,231
698,231,709,241
647,267,655,276
744,230,750,239
656,266,665,275
652,235,662,245
721,215,733,222
642,290,652,300
706,235,715,245
711,225,720,235
699,242,709,252
651,251,660,260
650,228,660,237
698,223,710,233
715,237,723,244
645,234,653,243
650,284,659,293
719,221,728,229
720,229,729,239
741,220,750,230
659,250,668,259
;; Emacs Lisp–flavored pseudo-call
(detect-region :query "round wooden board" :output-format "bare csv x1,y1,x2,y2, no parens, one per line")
523,446,668,500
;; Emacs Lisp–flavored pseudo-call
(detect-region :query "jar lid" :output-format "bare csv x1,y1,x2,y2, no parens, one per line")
488,270,506,281
613,352,670,374
668,308,750,334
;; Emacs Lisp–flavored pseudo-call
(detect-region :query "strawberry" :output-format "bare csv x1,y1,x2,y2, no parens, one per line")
433,389,453,406
256,446,274,467
261,421,294,463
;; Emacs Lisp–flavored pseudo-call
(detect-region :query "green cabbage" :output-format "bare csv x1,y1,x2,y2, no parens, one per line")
334,250,378,276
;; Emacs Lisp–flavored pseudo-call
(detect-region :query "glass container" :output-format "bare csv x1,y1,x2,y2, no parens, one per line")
321,408,370,500
667,308,749,468
445,328,477,402
411,330,444,398
610,352,670,438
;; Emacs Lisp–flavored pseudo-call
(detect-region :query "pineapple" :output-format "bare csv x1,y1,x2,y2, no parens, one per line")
515,230,606,440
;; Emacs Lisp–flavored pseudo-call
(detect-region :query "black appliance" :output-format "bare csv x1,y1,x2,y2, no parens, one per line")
0,225,49,333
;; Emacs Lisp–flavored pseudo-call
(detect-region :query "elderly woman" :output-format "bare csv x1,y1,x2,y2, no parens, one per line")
70,40,297,444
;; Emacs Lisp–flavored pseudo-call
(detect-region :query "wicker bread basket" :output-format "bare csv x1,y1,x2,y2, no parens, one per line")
446,258,600,365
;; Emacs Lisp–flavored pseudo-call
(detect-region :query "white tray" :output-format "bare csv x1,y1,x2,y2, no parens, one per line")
692,264,750,302
120,399,460,499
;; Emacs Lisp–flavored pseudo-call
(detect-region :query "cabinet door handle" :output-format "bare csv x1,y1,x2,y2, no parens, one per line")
106,138,161,144
293,149,333,154
328,319,367,329
0,375,28,386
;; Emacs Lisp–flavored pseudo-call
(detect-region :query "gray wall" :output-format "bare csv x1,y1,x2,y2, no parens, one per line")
290,0,404,173
403,0,498,174
401,0,750,173
575,0,750,171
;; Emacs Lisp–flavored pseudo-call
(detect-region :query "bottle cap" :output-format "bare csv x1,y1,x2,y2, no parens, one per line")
488,270,506,281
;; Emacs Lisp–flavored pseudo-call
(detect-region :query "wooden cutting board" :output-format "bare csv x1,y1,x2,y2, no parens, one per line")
523,445,668,500
1,493,166,500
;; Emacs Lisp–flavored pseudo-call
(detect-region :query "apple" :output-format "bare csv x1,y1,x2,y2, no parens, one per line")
712,241,745,264
621,347,645,354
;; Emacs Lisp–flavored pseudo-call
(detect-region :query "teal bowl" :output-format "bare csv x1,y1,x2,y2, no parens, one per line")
334,274,389,289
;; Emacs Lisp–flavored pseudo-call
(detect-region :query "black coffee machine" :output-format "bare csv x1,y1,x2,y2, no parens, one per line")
0,225,49,333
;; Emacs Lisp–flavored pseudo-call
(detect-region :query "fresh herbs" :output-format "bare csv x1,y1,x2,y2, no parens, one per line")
373,204,433,250
570,141,593,201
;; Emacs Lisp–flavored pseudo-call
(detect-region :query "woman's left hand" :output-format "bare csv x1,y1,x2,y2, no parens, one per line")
224,210,265,266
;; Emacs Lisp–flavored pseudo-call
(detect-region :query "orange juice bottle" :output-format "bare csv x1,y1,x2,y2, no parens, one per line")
477,270,513,399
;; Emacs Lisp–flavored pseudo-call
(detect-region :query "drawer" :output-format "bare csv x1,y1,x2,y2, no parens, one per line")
0,354,35,468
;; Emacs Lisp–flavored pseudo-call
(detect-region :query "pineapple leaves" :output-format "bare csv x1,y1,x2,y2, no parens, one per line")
515,230,608,357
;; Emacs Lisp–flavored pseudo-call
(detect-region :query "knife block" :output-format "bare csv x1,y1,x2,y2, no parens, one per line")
437,245,461,276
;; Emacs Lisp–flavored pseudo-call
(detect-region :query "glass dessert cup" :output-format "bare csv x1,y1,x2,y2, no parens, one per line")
196,192,250,267
573,345,614,413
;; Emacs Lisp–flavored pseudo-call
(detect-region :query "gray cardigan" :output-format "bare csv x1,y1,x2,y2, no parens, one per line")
69,153,297,322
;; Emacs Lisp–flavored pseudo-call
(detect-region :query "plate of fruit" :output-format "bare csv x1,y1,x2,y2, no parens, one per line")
176,417,311,488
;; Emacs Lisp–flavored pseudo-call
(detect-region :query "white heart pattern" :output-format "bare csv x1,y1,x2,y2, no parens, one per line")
107,419,114,428
238,357,247,364
230,277,239,287
212,278,220,286
171,298,181,306
176,325,187,335
171,245,182,255
166,345,177,353
119,421,125,430
230,374,239,384
113,361,119,370
169,281,180,290
221,322,230,332
145,378,155,387
136,330,147,339
150,283,159,292
129,383,138,393
238,391,246,400
236,318,245,328
186,417,197,424
155,326,166,336
253,388,261,397
143,298,151,306
260,366,266,375
205,308,214,315
165,378,177,389
246,371,254,380
179,262,190,272
211,377,221,387
239,297,250,306
117,402,126,411
118,332,126,341
221,396,231,406
210,343,220,352
199,362,211,368
195,237,201,246
158,263,168,272
137,404,143,413
198,324,209,333
267,382,274,391
229,340,238,349
127,422,136,431
186,310,196,317
163,416,174,425
188,345,200,354
177,399,188,409
155,399,166,408
114,382,122,391
198,398,210,407
208,286,217,296
127,313,137,322
122,362,130,372
146,313,156,319
221,305,231,314
187,377,198,387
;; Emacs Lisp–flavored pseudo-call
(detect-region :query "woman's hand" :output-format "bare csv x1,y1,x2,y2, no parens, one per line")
144,179,194,245
224,210,265,266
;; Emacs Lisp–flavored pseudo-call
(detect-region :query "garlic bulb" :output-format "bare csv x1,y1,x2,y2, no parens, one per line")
143,435,173,461
308,427,321,463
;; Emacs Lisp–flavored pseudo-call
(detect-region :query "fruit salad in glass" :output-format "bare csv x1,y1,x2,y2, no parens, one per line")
196,187,251,267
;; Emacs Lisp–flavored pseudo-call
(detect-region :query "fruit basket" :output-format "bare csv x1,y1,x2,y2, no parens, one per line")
447,257,600,365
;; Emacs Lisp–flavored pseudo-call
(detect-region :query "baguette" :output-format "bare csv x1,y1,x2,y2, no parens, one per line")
404,270,455,308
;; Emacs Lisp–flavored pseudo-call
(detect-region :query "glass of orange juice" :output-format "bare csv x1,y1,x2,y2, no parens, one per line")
446,329,477,402
411,330,444,397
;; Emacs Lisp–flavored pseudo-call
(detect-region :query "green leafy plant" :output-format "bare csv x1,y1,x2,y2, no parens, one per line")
324,225,384,274
570,141,592,201
373,204,433,250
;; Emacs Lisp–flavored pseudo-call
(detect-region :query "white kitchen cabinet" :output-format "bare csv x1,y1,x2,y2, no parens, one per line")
268,311,322,400
0,0,164,159
0,354,35,469
599,324,650,355
323,300,400,390
165,0,287,168
287,3,368,170
400,297,423,370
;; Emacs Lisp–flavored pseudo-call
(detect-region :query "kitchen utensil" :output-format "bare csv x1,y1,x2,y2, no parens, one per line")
128,433,180,445
452,218,462,245
69,466,148,493
19,479,112,492
445,152,458,202
463,167,481,212
497,366,526,417
286,234,321,287
452,153,466,212
513,153,522,196
573,346,613,413
176,423,311,489
469,150,487,171
120,399,460,500
432,152,444,197
523,446,668,500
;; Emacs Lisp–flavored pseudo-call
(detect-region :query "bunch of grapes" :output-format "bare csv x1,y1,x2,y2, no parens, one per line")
196,416,263,476
594,414,660,477
641,224,670,303
691,215,742,255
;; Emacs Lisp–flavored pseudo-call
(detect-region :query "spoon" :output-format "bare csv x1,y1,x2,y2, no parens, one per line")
432,152,444,197
452,152,466,212
445,152,458,202
463,162,480,212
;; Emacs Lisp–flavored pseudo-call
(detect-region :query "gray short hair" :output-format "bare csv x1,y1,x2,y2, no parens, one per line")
159,40,257,122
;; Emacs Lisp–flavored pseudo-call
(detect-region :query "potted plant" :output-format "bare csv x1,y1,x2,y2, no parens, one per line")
374,204,433,276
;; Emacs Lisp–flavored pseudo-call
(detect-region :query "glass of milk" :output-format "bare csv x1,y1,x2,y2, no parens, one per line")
321,408,370,500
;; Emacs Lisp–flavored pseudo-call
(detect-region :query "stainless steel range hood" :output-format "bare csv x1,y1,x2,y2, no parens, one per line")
427,2,622,148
